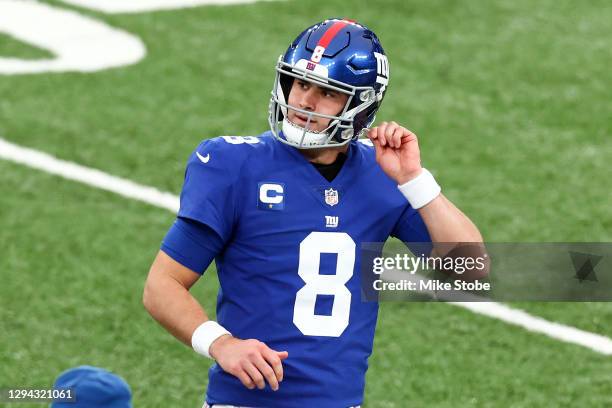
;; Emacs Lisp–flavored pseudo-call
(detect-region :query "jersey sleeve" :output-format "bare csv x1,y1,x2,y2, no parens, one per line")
161,217,225,274
177,138,244,242
391,205,433,256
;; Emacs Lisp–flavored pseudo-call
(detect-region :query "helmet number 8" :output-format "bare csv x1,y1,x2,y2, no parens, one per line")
310,46,326,63
293,232,355,337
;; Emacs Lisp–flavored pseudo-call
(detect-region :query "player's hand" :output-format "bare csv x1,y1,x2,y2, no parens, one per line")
367,121,423,184
209,335,289,391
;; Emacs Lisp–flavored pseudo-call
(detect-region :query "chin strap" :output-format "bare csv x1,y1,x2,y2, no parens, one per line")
282,118,329,147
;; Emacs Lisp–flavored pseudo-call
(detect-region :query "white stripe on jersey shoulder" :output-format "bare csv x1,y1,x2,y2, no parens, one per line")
357,137,374,148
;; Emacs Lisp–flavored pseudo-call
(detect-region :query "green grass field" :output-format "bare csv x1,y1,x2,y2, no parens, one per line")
1,0,611,406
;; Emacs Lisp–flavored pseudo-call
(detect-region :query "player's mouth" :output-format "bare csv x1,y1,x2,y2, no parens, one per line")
292,112,317,127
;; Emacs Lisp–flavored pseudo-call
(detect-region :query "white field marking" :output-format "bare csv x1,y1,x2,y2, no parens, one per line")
59,0,279,14
0,0,145,74
383,269,612,355
1,137,611,356
450,301,612,355
0,138,179,213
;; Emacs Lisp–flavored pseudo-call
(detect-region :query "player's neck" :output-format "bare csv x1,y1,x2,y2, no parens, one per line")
299,144,349,165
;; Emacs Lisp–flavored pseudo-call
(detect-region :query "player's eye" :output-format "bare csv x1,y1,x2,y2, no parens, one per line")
323,90,338,98
297,80,309,90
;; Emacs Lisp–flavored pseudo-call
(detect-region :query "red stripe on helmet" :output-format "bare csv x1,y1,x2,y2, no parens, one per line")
317,19,351,49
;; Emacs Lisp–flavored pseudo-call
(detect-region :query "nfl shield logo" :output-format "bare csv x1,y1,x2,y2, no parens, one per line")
324,188,339,206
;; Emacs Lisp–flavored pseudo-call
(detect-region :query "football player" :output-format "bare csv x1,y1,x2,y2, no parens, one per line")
143,18,485,408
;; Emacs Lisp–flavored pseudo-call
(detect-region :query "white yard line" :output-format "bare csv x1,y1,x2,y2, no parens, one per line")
0,138,178,212
383,270,612,355
451,301,612,355
1,137,611,355
59,0,279,14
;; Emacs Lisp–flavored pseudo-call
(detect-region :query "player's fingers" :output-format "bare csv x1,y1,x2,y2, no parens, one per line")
263,348,285,383
401,133,416,144
377,122,388,146
402,127,416,138
243,362,266,390
276,351,289,360
400,130,417,145
367,127,378,140
254,354,279,391
386,121,399,148
391,126,406,147
235,369,255,390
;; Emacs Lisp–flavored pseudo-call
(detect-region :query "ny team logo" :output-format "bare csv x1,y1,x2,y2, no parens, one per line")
325,215,339,228
374,52,389,94
324,188,339,206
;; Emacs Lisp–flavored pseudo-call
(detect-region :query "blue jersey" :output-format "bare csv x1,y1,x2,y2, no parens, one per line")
177,132,431,407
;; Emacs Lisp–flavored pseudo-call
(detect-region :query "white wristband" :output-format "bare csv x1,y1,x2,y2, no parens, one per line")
397,168,441,209
191,321,231,359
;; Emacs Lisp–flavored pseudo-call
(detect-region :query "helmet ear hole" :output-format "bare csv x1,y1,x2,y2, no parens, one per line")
359,89,375,103
340,128,354,140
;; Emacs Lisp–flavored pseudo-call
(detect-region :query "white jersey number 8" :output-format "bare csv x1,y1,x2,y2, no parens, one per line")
293,232,355,337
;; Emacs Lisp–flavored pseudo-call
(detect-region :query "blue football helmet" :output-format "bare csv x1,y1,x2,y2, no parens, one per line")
269,18,390,149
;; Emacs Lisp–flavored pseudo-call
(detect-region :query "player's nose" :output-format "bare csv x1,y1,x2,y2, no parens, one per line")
298,87,319,111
